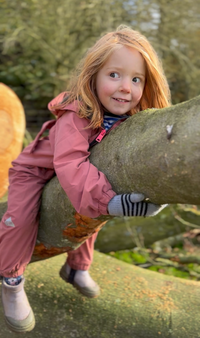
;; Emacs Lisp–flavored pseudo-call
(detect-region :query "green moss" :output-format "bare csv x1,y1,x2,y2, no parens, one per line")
107,250,147,264
160,267,190,279
108,247,200,281
148,265,163,272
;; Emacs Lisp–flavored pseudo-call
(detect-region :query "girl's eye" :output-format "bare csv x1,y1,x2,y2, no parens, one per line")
110,72,119,78
132,77,140,83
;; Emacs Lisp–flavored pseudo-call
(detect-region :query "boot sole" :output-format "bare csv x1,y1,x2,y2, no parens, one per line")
4,309,35,333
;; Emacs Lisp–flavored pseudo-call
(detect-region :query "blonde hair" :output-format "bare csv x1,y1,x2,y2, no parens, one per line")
54,25,171,129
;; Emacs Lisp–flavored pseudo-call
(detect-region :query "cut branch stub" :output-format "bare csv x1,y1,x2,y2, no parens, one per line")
0,83,25,198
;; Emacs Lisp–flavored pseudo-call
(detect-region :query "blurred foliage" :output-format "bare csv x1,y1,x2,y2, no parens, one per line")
0,0,200,107
0,0,131,106
109,250,147,264
148,265,191,279
23,129,33,148
108,242,200,281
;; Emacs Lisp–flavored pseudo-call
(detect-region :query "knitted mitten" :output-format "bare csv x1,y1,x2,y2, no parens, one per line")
108,193,167,217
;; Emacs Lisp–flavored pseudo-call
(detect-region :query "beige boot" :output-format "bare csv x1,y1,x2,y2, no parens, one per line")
2,277,35,333
59,264,100,298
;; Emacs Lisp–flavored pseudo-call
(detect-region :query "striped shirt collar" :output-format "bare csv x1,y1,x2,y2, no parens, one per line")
103,112,129,131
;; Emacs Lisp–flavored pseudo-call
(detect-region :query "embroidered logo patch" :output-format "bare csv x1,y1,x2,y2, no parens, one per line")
4,217,15,228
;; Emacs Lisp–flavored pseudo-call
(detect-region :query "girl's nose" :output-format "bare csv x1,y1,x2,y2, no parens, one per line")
119,79,131,93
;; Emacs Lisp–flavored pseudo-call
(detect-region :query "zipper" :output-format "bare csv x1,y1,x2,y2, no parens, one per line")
95,129,106,142
89,117,127,149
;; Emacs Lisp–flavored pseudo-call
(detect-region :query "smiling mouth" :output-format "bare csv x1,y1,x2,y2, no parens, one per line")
113,98,130,102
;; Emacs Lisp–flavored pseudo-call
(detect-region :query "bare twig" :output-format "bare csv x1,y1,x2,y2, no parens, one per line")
173,213,200,229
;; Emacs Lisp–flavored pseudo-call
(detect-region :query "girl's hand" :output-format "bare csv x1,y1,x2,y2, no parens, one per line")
108,193,167,217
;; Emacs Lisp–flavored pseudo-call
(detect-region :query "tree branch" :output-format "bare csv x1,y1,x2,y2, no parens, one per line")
1,95,200,260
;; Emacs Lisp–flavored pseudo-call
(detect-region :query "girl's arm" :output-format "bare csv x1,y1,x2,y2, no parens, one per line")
52,111,116,218
52,109,166,219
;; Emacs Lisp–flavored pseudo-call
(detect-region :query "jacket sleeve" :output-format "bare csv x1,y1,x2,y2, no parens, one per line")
53,111,116,218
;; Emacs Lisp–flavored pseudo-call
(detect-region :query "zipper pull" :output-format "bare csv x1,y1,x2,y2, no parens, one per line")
96,129,106,143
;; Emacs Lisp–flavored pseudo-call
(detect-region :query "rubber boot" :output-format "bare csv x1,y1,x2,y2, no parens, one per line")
1,277,35,333
59,263,100,298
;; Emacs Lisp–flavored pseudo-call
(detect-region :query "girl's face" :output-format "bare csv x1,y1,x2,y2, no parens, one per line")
95,45,146,116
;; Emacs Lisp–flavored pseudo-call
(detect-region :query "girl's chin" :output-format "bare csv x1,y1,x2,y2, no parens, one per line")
108,107,129,115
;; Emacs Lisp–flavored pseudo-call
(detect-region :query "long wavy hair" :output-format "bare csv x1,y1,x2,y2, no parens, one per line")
52,25,171,129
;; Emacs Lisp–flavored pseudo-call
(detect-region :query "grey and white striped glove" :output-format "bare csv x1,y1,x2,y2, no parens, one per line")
108,193,167,217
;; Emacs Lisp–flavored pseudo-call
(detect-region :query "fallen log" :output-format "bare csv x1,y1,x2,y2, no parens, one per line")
0,200,199,255
1,95,200,260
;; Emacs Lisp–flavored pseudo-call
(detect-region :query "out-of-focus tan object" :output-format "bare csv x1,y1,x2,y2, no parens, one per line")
0,83,25,198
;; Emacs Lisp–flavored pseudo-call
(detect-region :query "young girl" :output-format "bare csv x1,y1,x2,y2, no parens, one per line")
0,25,170,333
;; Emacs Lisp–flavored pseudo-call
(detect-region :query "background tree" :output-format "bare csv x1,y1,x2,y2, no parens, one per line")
1,0,200,109
123,0,200,103
0,0,131,105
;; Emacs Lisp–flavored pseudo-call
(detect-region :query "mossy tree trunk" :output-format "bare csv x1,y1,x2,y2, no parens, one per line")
1,95,200,260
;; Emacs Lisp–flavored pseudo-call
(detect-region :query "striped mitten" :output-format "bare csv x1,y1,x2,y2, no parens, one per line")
108,193,167,217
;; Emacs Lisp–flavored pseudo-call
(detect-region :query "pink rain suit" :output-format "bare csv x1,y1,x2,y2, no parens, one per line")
0,92,120,277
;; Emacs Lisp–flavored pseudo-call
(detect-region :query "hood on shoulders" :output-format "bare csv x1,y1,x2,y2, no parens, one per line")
48,92,79,118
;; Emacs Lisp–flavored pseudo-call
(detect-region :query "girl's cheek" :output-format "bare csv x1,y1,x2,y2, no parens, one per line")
101,84,113,95
134,88,143,102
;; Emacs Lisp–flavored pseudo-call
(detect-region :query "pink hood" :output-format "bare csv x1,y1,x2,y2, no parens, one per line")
48,92,79,118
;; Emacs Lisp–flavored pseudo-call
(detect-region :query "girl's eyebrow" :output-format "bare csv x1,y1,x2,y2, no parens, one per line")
133,72,145,78
106,66,123,71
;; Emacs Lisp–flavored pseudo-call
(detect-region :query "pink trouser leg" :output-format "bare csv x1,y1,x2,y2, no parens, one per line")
66,232,98,271
0,165,54,278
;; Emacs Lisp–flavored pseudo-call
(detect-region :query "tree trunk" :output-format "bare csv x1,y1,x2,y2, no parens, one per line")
0,200,198,256
90,95,200,204
1,95,200,260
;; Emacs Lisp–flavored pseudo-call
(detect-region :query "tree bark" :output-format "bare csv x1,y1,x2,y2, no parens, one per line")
1,95,200,260
90,95,200,204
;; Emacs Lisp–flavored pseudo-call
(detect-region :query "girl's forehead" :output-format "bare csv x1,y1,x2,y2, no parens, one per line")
102,45,146,72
